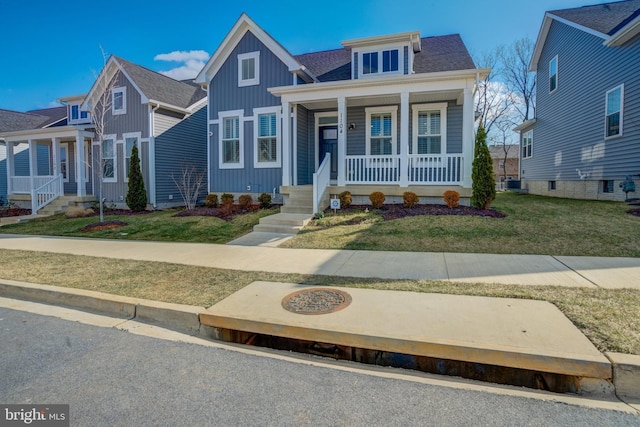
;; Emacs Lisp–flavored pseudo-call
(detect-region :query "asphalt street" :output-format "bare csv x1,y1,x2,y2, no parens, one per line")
1,307,639,426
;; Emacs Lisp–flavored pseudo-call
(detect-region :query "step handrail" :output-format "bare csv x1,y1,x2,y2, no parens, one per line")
31,174,63,213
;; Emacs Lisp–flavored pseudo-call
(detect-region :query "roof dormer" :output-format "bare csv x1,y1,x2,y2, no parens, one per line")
58,94,91,125
342,31,422,80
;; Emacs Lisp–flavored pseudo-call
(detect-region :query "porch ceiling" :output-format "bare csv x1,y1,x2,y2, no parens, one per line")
297,89,464,110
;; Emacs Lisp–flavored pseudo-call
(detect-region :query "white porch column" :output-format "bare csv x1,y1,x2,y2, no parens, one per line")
6,142,14,195
399,92,410,187
28,139,37,212
281,101,291,186
337,97,346,187
75,132,86,196
52,137,60,177
462,87,474,188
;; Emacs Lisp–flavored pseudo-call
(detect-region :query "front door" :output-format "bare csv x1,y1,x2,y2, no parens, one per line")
319,125,338,180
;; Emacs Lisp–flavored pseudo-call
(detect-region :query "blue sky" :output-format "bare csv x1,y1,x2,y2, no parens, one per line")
0,0,591,112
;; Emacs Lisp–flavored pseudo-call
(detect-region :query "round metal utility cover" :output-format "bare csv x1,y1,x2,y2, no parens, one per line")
281,288,352,315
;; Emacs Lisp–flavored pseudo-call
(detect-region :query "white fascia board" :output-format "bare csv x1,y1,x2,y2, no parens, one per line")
0,126,91,142
147,99,189,115
342,31,420,48
186,97,208,113
58,94,87,105
529,13,608,71
195,13,302,85
605,15,640,46
512,119,536,132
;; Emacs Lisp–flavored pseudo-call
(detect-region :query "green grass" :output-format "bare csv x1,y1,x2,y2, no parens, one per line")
282,192,640,256
0,207,279,244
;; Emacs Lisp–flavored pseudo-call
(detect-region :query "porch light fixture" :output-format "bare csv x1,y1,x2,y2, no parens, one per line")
348,123,356,130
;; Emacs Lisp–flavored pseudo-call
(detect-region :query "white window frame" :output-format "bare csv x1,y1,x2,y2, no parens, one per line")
253,106,281,168
100,135,117,182
522,130,533,159
605,84,624,139
357,44,405,79
365,106,397,156
218,110,245,169
112,87,127,115
60,143,69,183
549,56,558,94
238,51,260,87
123,132,142,182
411,103,448,155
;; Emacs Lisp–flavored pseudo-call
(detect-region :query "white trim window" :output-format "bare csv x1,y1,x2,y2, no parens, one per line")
112,87,127,115
359,45,403,78
124,133,141,181
219,110,244,169
549,56,558,93
101,136,117,182
69,104,90,124
366,106,397,156
60,143,69,183
522,130,533,159
605,84,623,139
238,51,260,87
254,107,280,168
412,103,447,154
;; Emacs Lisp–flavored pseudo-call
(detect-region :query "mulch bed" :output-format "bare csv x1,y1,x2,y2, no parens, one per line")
0,208,31,218
81,220,128,232
173,204,261,221
627,208,640,217
334,204,506,220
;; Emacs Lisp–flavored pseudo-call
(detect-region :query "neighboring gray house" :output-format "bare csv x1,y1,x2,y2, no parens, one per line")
0,56,207,212
195,14,487,211
516,0,640,201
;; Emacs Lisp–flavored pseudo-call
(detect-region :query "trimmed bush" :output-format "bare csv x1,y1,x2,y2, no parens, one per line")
205,193,218,208
339,191,352,208
221,193,234,206
471,124,496,210
369,191,385,209
403,191,419,208
238,194,253,209
443,190,460,208
125,143,147,212
258,192,272,209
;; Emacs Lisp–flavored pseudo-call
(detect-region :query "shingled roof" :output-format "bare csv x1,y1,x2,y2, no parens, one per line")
115,57,206,109
294,34,475,83
0,106,67,133
550,0,640,35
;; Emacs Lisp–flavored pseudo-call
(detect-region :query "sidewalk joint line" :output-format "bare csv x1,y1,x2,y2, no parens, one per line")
552,256,601,288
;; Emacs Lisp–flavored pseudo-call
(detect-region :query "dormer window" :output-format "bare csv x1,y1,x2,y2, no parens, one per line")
358,47,403,78
69,104,90,124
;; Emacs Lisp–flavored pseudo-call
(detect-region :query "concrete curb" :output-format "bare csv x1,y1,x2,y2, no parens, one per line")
606,352,640,405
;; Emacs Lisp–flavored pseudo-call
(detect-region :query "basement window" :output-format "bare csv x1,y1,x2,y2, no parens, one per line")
548,181,556,191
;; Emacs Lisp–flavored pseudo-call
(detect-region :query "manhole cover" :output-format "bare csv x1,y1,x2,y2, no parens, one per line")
282,288,352,315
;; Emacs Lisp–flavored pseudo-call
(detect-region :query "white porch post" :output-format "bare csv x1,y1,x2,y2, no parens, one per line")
337,97,346,187
75,132,86,196
52,137,60,177
28,139,37,212
399,92,410,187
6,142,14,195
281,101,291,186
462,87,474,187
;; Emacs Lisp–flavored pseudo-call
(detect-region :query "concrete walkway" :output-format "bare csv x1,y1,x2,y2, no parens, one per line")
1,234,640,289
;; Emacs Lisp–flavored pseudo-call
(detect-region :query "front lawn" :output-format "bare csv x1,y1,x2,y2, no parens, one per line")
281,192,640,257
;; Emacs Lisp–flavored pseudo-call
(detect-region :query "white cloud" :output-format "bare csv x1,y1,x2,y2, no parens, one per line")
154,50,210,80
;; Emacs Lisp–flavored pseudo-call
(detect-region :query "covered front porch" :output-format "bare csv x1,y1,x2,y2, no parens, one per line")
1,126,94,213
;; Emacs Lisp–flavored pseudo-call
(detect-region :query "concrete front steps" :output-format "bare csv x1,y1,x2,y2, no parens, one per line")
37,195,95,216
253,186,314,234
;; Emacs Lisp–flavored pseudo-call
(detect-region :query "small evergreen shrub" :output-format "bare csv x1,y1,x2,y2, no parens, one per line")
125,143,147,212
205,193,218,208
238,194,253,209
471,124,496,210
403,191,419,208
339,191,352,208
443,190,460,208
369,191,385,209
221,193,234,206
258,192,272,209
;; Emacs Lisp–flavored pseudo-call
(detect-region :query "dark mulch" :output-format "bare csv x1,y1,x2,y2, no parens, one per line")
99,209,153,217
0,208,31,218
173,204,261,221
333,204,506,220
81,220,128,232
627,208,640,217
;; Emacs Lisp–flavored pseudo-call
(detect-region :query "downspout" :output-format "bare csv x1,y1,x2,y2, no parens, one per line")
149,103,160,208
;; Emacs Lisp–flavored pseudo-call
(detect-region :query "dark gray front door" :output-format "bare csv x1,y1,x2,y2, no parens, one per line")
319,125,338,180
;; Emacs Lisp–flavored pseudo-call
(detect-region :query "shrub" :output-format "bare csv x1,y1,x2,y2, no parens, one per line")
443,190,460,208
221,193,234,206
66,206,95,218
403,191,419,208
205,193,218,208
125,143,148,212
369,191,385,209
339,191,352,208
238,194,253,209
258,192,272,209
471,124,496,210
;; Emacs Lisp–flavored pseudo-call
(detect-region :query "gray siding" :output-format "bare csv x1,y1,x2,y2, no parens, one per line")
346,107,366,155
92,141,150,206
155,106,207,207
523,20,640,181
296,105,312,185
103,73,150,140
208,30,293,194
446,103,463,154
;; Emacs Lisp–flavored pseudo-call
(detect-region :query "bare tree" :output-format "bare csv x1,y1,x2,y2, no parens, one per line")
473,49,516,135
499,37,536,122
171,164,205,210
490,116,519,186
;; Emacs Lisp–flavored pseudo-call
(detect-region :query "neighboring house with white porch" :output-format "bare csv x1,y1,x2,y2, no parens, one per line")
195,13,487,213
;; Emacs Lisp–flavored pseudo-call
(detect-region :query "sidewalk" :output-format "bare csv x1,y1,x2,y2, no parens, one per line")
1,233,640,289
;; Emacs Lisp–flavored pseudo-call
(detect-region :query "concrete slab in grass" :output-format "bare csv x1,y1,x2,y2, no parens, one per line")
201,281,611,380
332,251,448,280
444,253,597,287
556,256,640,290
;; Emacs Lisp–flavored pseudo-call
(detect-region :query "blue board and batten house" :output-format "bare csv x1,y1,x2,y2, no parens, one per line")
196,14,487,212
516,0,640,201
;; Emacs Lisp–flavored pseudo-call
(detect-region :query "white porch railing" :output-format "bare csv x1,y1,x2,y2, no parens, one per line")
11,176,59,194
313,153,331,214
344,154,463,185
30,174,63,213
